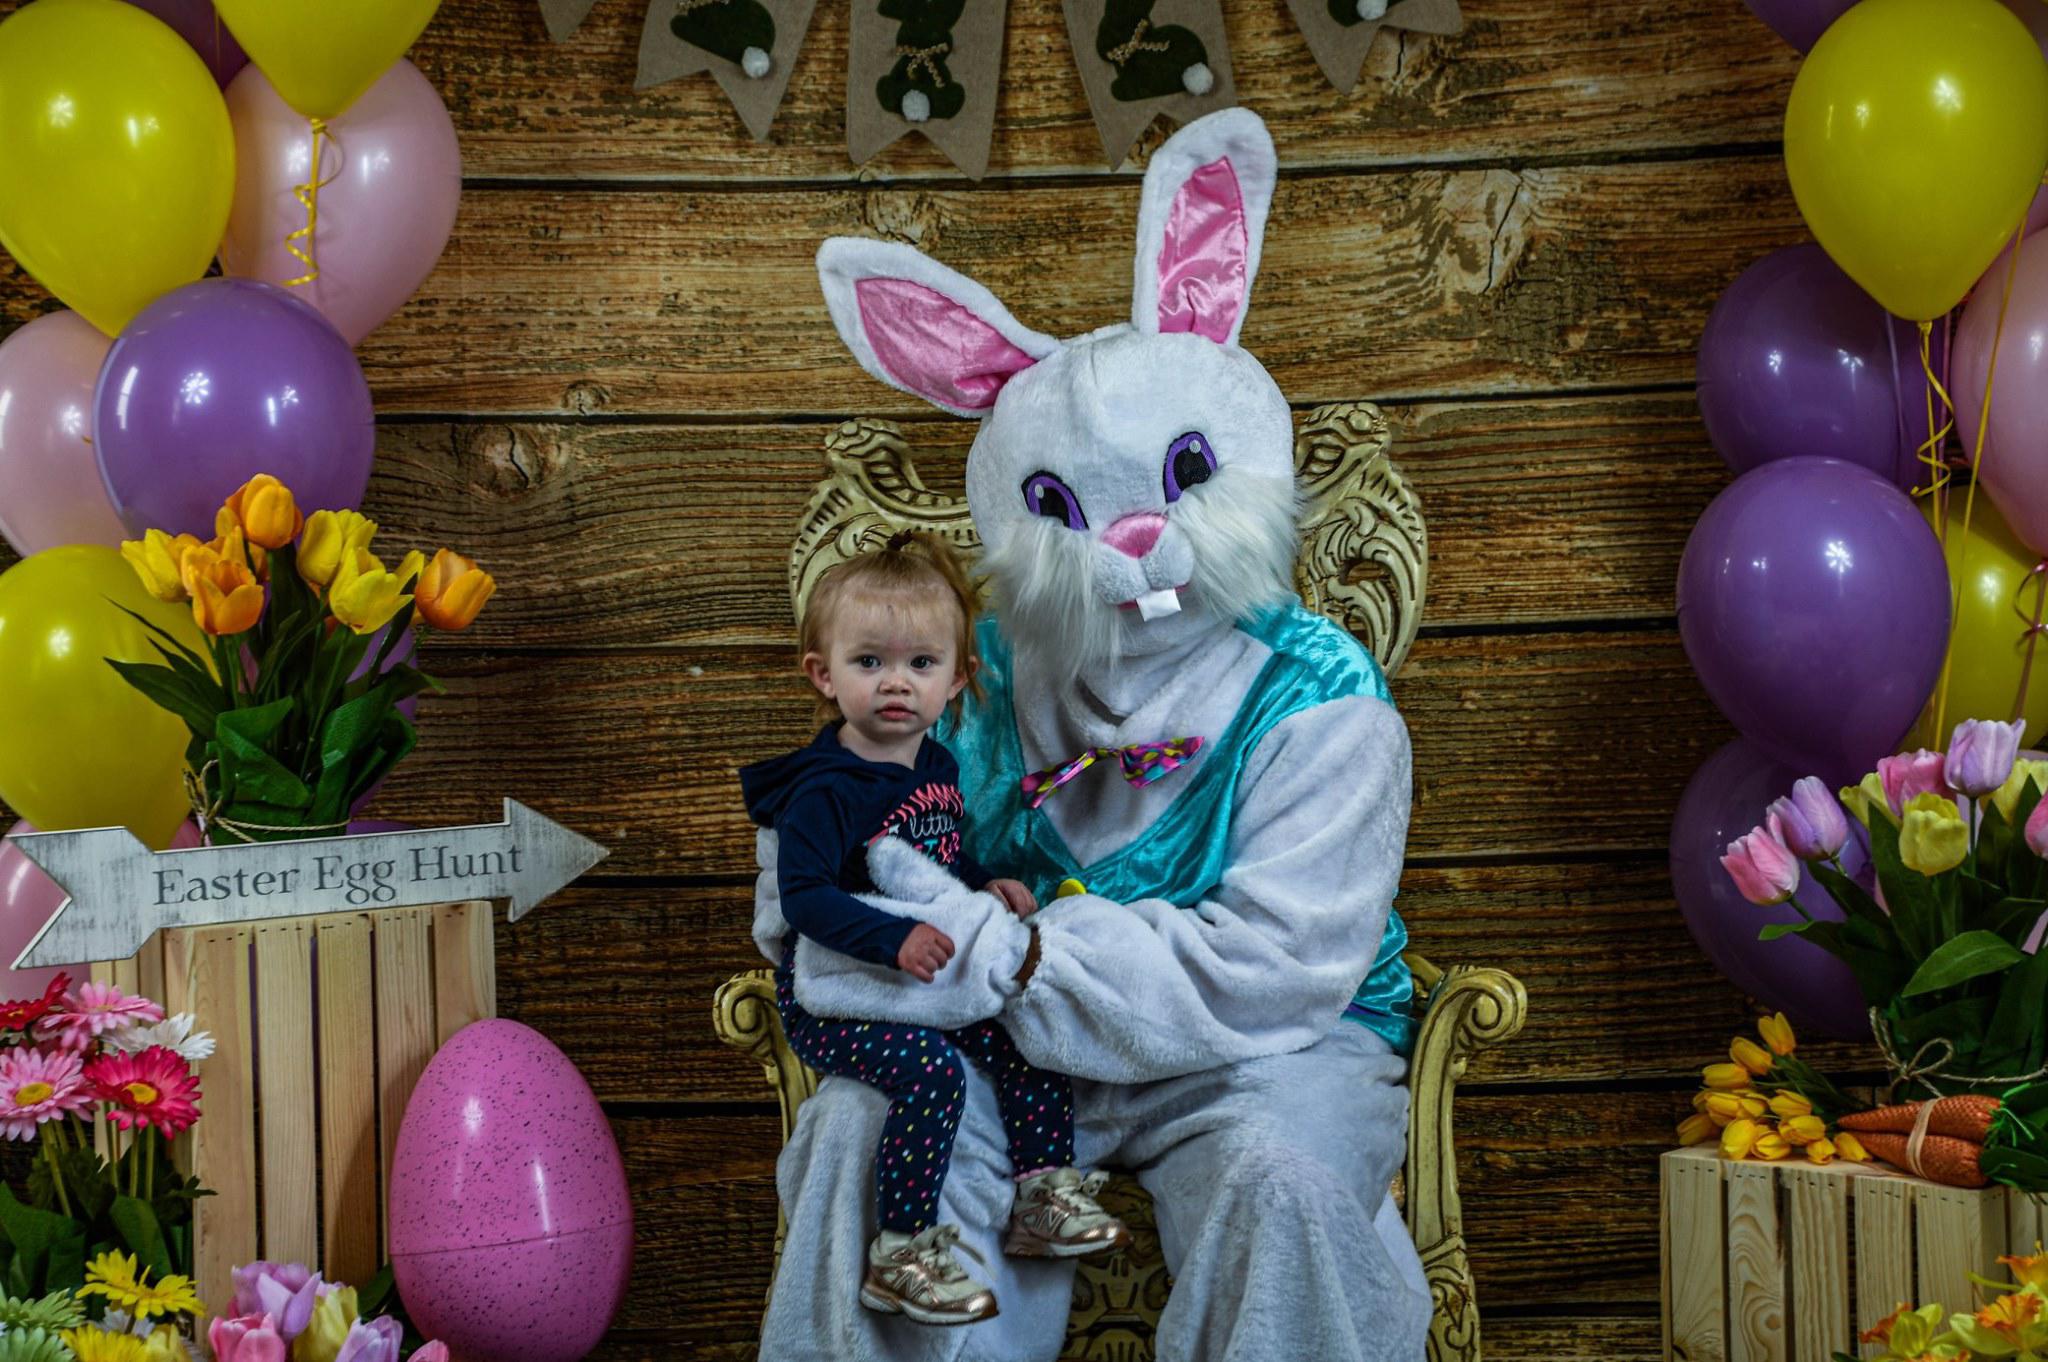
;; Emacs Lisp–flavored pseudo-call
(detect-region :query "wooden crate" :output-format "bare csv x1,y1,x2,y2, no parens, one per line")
1661,1145,2048,1362
91,900,497,1311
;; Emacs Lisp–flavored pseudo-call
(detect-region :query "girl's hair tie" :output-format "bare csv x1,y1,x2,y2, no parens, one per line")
884,529,918,553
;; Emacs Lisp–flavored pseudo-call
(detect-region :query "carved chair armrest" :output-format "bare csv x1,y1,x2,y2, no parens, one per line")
714,969,818,1144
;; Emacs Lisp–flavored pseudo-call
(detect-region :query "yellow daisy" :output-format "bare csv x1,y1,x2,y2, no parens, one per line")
74,1249,203,1322
61,1327,150,1362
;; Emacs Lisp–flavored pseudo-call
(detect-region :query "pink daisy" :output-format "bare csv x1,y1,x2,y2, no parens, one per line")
0,1046,91,1140
37,982,165,1051
86,1046,200,1138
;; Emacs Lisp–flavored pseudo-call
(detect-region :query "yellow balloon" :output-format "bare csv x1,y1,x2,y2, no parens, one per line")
0,545,208,850
1908,495,2048,749
1784,0,2048,322
0,0,234,337
214,0,441,122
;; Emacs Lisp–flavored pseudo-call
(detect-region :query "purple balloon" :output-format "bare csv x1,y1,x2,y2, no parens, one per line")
347,819,414,835
1698,246,1942,489
119,0,247,86
1670,739,1872,1040
94,279,374,540
1677,458,1950,786
1740,0,1857,50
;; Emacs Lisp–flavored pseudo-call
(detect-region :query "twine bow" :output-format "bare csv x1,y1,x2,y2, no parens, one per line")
184,759,350,845
1107,18,1170,64
1869,1006,2048,1102
895,42,951,85
1021,736,1204,809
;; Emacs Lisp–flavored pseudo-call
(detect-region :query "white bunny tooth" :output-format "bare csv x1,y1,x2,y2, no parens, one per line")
1135,588,1183,621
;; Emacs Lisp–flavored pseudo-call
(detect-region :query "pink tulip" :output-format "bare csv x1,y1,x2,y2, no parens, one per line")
1878,749,1952,817
1722,821,1802,905
1768,777,1850,861
1945,718,2026,799
2026,797,2048,859
409,1346,450,1362
210,1314,288,1362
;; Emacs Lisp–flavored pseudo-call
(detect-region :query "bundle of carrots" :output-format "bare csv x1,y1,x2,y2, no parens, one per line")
1838,1095,2001,1188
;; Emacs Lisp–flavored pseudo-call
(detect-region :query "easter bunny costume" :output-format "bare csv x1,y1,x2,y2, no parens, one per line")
753,108,1429,1361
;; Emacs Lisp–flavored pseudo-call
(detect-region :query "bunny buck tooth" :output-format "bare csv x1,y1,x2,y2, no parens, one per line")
1135,588,1182,621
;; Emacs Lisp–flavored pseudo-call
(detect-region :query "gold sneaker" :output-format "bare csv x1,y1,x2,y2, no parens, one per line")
1003,1168,1133,1259
859,1224,1001,1326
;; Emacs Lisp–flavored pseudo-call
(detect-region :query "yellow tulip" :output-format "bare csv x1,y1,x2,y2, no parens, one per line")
393,548,425,590
299,510,379,589
1840,772,1895,827
1752,1131,1791,1160
1758,1012,1796,1057
1806,1136,1837,1165
1692,1090,1714,1114
120,530,204,603
141,1325,187,1362
1899,792,1970,875
224,474,303,550
1779,1114,1828,1146
1704,1091,1768,1125
207,508,267,583
1677,1113,1718,1146
415,547,497,631
1768,1091,1813,1120
1704,1062,1753,1091
292,1284,359,1362
1730,1036,1775,1077
1992,761,2048,824
1835,1131,1871,1162
328,549,412,636
1721,1117,1761,1159
182,544,264,637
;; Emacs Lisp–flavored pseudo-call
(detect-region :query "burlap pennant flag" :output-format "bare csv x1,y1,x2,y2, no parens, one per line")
1061,0,1235,168
540,0,603,40
636,0,820,141
1283,0,1461,94
848,0,1009,180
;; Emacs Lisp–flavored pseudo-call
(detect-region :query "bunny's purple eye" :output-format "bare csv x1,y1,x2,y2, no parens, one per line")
1022,471,1087,530
1164,432,1217,502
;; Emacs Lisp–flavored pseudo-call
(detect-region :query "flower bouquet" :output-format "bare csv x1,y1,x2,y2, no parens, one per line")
1833,1246,2048,1362
1721,718,2048,1190
1677,1012,1878,1168
113,475,495,846
0,976,212,1312
208,1260,447,1362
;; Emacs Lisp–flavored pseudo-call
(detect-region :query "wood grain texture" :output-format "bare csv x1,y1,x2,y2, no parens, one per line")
1664,1149,1728,1362
1914,1184,2003,1324
416,0,1795,181
1782,1167,1848,1362
373,908,435,1256
0,157,1803,417
170,928,257,1316
350,394,1719,651
1725,1162,1785,1362
433,898,499,1046
254,920,319,1266
317,915,382,1291
1854,1178,1915,1345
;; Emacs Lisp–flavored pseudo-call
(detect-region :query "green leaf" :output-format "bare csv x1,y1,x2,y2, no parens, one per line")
105,659,218,739
102,600,210,674
215,700,312,810
1900,930,2028,997
0,1185,85,1298
109,1194,173,1283
1868,817,1943,958
1984,897,2048,947
1759,922,1809,941
1983,946,2048,1076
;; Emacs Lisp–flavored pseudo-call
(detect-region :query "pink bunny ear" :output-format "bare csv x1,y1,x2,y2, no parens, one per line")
1131,109,1277,348
817,238,1058,418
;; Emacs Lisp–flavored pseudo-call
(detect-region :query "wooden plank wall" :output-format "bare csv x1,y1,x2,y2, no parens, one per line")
0,1,1883,1354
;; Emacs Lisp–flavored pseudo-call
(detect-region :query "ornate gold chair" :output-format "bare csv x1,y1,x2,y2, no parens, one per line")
715,403,1529,1362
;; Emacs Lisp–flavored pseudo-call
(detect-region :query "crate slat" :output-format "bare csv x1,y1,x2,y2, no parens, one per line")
1663,1149,1729,1362
2010,1189,2045,1258
1853,1177,1914,1350
255,920,318,1266
317,914,381,1288
1727,1161,1788,1362
180,927,258,1314
433,899,497,1046
1783,1167,1848,1362
373,906,438,1257
1915,1184,2004,1323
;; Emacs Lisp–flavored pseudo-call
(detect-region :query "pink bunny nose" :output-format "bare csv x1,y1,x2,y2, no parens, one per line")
1102,513,1166,559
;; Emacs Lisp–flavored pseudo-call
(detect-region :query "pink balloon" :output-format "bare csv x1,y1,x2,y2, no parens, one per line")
0,313,127,557
1,818,201,983
219,59,461,346
1954,241,2048,555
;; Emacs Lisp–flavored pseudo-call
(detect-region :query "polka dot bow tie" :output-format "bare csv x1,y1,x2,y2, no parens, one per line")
1020,736,1206,810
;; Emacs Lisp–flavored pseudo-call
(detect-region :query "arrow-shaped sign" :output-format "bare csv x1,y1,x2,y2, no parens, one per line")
7,799,608,971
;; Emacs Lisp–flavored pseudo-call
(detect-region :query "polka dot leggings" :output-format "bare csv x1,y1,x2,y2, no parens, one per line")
776,963,1076,1232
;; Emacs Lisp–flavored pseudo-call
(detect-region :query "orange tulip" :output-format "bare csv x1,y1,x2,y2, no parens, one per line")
208,508,267,583
224,473,303,550
182,544,264,636
415,548,495,631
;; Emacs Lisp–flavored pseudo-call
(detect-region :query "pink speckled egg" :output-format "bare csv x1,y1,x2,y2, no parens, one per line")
389,1019,632,1362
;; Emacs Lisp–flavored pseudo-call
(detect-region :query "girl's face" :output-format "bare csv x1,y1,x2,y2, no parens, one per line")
803,597,968,755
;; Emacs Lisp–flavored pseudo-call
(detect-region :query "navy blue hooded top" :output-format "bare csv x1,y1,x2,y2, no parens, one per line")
739,724,995,969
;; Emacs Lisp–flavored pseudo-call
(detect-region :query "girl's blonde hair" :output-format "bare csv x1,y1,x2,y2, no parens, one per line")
799,531,984,723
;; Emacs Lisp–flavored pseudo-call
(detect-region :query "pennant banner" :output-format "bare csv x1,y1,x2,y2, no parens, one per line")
848,0,1009,179
540,0,603,40
1061,0,1234,167
1283,0,1462,95
636,0,821,141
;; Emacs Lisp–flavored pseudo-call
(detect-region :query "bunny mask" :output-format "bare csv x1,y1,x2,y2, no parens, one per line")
817,107,1301,676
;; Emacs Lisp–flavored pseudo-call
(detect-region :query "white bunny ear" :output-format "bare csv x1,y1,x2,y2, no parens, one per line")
816,237,1059,419
1130,108,1276,348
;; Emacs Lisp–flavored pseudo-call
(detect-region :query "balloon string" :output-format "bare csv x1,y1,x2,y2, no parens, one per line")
1913,321,1955,506
283,118,332,288
2013,561,2048,726
1933,224,2026,742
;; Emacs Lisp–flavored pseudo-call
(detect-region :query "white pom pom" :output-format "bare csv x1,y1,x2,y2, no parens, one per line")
1355,0,1388,18
741,45,771,78
1181,62,1214,96
901,89,932,122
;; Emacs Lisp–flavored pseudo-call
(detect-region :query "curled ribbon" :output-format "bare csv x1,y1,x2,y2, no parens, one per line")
283,118,339,288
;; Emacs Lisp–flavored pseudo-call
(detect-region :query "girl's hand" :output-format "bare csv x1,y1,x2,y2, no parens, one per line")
897,922,956,982
987,878,1038,918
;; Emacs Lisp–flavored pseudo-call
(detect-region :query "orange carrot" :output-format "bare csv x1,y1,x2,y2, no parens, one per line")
1852,1131,1989,1188
1838,1095,1998,1143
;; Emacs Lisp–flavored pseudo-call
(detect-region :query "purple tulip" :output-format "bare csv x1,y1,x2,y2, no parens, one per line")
1722,820,1802,905
1768,776,1850,861
334,1316,405,1362
1944,718,2026,800
230,1262,323,1341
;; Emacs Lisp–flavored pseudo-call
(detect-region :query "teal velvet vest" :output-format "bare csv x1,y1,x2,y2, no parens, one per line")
937,604,1416,1056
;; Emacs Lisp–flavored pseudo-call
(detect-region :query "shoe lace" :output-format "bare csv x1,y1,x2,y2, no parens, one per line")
1040,1169,1111,1215
908,1223,988,1280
